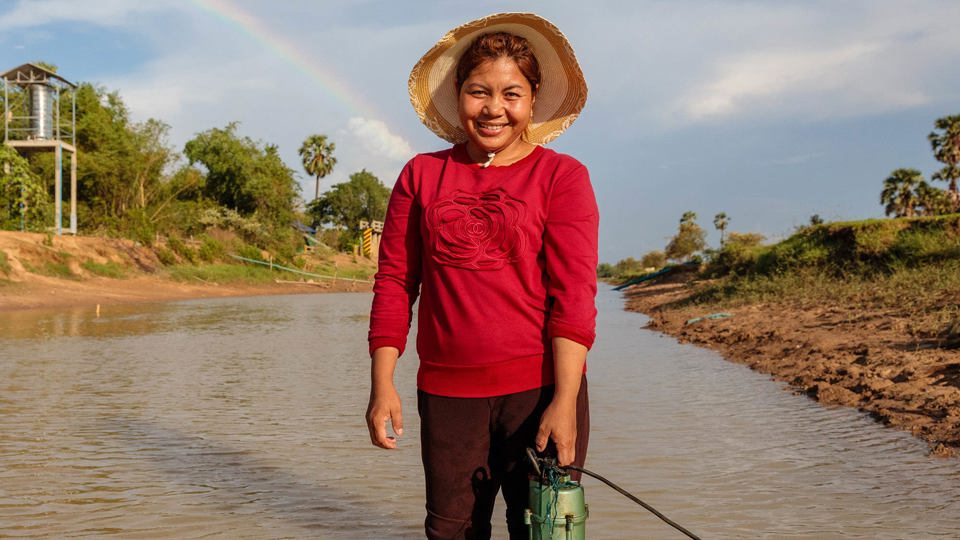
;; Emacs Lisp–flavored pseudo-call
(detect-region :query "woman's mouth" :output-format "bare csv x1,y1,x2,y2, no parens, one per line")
477,121,508,134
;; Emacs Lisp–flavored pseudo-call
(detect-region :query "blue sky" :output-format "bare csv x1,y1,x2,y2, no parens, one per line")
2,0,958,263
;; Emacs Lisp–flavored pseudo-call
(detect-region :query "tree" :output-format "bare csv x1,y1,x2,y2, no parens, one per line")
0,145,50,230
880,168,923,218
306,169,390,231
665,211,706,262
613,256,644,276
915,181,951,216
809,214,824,226
299,134,337,201
713,212,729,246
928,114,960,212
640,250,666,269
184,123,299,222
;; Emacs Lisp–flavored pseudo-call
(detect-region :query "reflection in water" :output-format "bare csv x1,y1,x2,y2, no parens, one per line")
1,290,959,539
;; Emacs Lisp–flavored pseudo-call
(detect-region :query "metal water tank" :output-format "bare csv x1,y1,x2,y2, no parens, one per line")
29,84,54,140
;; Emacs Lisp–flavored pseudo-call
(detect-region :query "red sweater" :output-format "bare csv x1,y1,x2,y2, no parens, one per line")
368,144,599,398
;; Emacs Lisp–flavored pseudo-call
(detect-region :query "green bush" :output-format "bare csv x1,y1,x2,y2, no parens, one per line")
709,216,960,279
235,243,264,261
155,246,177,266
197,235,225,263
166,236,197,264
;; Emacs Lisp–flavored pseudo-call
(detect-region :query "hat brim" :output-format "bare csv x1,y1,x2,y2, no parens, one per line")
409,12,587,145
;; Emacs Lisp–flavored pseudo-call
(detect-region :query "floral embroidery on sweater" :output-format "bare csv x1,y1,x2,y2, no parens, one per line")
425,189,527,270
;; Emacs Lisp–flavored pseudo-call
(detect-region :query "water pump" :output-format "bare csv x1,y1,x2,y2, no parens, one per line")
524,449,588,540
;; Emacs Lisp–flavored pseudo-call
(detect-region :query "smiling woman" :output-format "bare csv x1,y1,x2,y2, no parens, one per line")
365,12,597,540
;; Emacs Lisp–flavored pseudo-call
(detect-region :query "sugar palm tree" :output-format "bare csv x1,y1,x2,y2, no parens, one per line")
713,212,729,246
928,114,960,212
299,134,337,201
880,168,923,218
915,181,951,216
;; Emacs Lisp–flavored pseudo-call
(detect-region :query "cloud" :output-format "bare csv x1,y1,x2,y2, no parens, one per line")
346,117,413,162
666,6,959,124
0,0,166,31
682,42,885,119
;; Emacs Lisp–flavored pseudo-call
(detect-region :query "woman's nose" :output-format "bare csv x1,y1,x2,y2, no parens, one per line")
482,96,504,116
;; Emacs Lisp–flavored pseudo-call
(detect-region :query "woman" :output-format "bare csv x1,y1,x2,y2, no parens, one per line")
366,12,597,539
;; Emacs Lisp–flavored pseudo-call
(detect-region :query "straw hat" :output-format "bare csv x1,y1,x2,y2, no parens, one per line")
409,12,587,145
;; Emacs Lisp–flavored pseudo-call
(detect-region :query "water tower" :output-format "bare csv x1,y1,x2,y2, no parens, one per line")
2,63,77,235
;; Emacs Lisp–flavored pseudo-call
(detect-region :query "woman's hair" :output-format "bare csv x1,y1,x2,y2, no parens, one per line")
455,32,541,94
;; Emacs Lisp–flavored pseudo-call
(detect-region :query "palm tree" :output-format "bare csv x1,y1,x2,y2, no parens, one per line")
928,114,960,212
713,212,729,246
299,134,337,201
915,181,951,216
880,168,923,218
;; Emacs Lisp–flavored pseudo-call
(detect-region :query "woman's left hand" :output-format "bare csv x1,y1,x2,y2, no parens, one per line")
536,399,577,466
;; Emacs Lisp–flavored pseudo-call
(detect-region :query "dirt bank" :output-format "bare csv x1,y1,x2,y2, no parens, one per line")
623,280,960,457
0,231,372,312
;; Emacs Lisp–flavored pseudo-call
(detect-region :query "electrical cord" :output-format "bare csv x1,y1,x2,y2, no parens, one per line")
563,464,703,540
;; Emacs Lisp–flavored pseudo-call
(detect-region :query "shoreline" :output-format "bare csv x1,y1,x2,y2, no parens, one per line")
621,281,960,458
0,230,372,313
0,273,370,313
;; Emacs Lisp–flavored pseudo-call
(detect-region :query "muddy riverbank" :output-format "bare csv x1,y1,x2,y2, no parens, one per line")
624,281,960,457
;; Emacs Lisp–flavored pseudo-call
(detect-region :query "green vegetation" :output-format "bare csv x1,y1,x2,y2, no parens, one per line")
306,169,391,251
674,217,960,338
22,250,77,279
81,260,126,278
0,72,392,274
167,263,279,284
300,134,337,201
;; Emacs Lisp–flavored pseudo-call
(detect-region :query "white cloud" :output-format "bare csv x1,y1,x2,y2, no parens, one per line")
0,0,167,31
682,42,884,119
346,117,413,162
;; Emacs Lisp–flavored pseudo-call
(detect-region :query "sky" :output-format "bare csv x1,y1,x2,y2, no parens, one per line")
2,0,958,263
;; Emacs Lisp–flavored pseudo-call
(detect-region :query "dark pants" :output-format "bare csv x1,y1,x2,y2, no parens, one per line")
417,377,589,540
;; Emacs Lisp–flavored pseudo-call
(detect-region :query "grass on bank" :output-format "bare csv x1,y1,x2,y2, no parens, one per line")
660,215,960,339
21,250,78,279
81,260,126,278
0,250,10,275
166,263,280,284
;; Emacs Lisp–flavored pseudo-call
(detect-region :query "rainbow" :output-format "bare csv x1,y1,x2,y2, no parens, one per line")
192,0,382,121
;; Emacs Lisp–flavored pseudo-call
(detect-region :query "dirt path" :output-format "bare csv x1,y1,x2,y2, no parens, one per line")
623,281,960,457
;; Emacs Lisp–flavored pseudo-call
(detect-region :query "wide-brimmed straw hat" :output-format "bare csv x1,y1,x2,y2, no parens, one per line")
409,12,588,145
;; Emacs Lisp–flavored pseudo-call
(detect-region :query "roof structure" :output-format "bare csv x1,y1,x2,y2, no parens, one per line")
1,63,75,88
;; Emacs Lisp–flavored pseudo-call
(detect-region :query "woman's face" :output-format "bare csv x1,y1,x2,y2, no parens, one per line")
457,57,536,156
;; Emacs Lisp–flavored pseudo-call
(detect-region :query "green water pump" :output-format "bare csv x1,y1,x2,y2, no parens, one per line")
524,450,588,540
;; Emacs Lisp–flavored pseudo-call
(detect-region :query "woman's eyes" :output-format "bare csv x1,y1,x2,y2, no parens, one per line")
470,90,523,99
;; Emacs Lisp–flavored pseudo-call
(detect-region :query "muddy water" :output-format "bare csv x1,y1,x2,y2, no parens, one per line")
1,288,958,539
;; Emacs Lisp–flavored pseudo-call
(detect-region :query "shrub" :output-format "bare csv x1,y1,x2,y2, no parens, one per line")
197,235,226,263
155,246,177,266
166,236,197,264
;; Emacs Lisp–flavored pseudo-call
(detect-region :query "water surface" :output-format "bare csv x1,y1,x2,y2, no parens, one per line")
1,288,958,539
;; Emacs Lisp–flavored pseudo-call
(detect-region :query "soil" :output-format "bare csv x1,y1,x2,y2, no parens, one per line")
0,231,372,312
622,279,960,458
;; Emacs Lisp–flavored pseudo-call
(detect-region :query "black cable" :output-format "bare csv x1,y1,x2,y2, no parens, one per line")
564,465,703,540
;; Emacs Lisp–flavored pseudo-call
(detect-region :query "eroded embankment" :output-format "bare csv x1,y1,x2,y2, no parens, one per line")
0,231,372,311
624,281,960,457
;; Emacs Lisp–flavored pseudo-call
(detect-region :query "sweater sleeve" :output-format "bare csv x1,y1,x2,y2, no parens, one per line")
543,164,599,349
368,161,422,357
